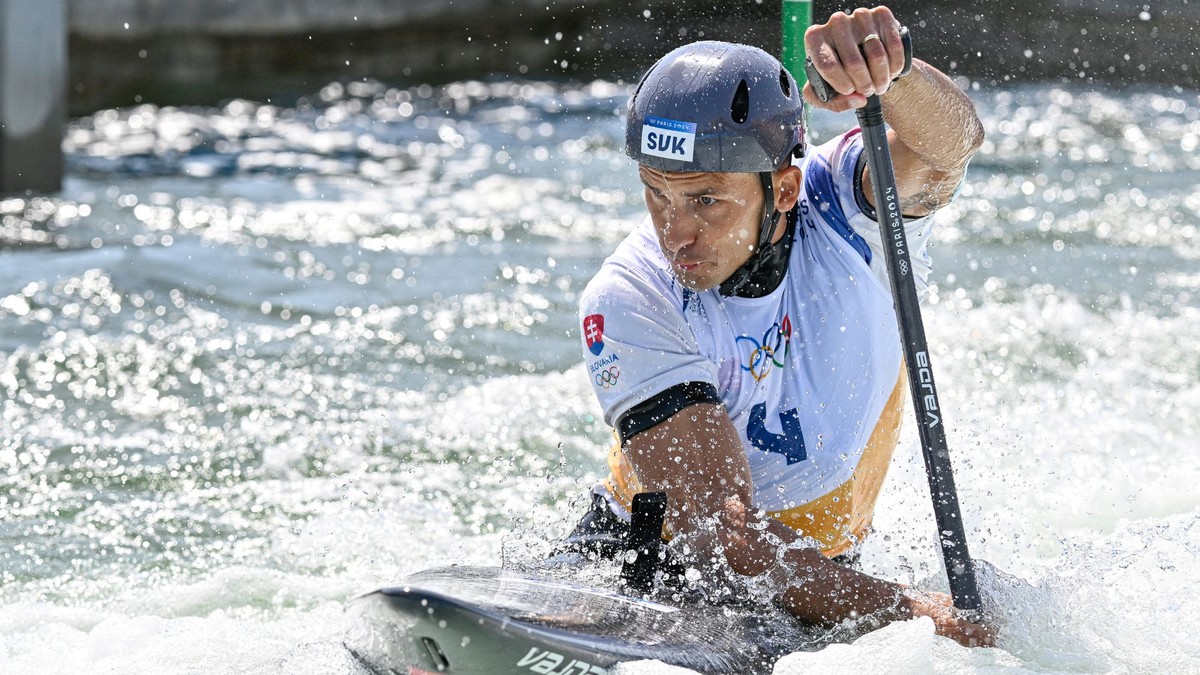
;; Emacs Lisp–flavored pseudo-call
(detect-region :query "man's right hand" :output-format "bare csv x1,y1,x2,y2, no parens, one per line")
904,590,997,648
622,402,997,648
803,6,908,112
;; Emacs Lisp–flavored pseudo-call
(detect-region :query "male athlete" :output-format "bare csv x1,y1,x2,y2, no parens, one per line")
570,8,992,646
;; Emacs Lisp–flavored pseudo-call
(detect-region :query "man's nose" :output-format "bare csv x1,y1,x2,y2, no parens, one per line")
660,208,699,254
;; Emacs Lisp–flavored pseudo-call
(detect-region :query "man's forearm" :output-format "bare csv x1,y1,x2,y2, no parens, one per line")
881,59,984,174
711,501,912,625
778,546,910,624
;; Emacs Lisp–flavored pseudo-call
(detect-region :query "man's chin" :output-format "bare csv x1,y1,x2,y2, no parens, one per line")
673,269,721,292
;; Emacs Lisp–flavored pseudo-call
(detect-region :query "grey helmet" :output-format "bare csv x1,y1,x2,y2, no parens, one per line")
626,41,807,297
625,41,807,172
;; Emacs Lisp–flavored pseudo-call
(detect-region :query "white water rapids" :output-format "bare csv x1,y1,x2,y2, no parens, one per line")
1,80,1198,673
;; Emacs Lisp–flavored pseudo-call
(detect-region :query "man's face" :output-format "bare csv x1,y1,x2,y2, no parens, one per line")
638,166,766,291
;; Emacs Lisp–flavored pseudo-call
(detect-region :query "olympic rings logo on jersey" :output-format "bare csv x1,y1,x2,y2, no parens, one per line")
595,365,621,388
737,315,792,382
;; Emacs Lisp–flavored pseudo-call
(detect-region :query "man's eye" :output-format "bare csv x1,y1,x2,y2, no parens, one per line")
698,196,717,206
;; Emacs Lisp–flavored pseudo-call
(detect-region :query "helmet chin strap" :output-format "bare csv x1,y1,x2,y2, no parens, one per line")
718,172,792,298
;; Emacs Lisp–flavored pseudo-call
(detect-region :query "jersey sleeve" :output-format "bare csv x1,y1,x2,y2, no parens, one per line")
806,129,937,296
578,257,717,429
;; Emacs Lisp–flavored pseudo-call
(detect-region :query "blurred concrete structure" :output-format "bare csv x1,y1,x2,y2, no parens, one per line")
1,0,66,195
62,0,1200,111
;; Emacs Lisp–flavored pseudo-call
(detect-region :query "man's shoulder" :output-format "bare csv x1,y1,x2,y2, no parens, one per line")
581,222,680,311
795,130,864,226
799,129,863,178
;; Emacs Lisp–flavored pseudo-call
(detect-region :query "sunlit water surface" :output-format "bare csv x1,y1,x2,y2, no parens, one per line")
1,78,1198,673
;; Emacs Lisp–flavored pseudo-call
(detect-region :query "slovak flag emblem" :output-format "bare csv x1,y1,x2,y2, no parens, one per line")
583,314,605,356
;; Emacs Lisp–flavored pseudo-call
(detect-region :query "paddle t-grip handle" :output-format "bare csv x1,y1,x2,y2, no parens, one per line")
805,26,913,104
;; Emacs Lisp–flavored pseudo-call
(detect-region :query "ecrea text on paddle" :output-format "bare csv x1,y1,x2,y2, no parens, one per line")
517,646,607,674
916,350,940,427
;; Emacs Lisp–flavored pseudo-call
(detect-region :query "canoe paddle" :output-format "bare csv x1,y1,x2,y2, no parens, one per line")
802,27,984,614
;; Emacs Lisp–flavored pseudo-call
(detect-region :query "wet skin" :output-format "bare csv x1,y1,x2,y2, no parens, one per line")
638,165,802,291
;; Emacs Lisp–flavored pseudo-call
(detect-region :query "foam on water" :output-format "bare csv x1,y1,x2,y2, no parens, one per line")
2,79,1199,673
605,298,1200,674
1,595,357,674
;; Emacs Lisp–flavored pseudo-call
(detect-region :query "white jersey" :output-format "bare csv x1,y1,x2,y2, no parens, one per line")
579,130,936,552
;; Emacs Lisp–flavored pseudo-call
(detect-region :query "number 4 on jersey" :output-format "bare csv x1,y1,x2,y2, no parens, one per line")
747,403,807,465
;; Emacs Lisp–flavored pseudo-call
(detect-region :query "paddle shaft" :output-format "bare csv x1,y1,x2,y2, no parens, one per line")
856,102,981,611
804,30,982,612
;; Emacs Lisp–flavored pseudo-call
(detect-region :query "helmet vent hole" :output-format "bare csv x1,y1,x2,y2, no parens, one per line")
731,80,750,124
779,69,792,97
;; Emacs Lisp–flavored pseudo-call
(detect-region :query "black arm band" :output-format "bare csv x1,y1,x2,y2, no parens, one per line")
854,151,924,221
853,151,880,221
616,381,722,445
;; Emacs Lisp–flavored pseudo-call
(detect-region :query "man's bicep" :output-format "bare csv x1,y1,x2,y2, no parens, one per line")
619,400,753,529
616,381,722,444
